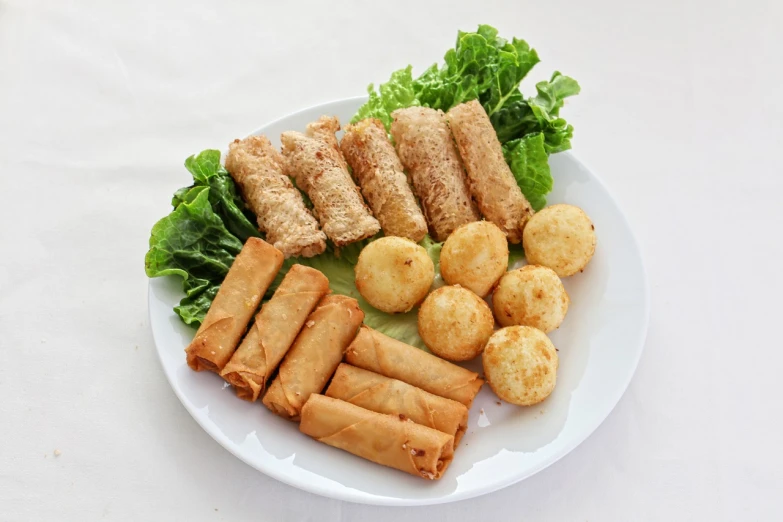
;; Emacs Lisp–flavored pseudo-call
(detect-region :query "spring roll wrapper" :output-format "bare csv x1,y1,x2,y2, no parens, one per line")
280,116,380,247
447,100,534,243
262,294,364,420
326,363,468,445
340,119,428,242
300,394,455,480
225,135,327,258
390,107,480,241
220,265,330,401
344,326,484,408
186,238,284,373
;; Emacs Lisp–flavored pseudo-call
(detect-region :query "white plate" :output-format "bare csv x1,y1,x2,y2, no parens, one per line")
148,97,649,505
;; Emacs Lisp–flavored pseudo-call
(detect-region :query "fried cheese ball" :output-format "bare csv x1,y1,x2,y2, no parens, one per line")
522,204,596,277
482,326,558,406
418,286,494,361
492,265,569,332
440,221,509,297
354,237,435,313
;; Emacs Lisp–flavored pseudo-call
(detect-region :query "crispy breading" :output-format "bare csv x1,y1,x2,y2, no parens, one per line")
281,116,380,247
390,107,479,242
446,100,534,243
340,119,427,242
225,135,326,258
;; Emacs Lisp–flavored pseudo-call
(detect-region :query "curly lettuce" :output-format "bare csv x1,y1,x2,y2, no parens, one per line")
353,24,580,210
145,151,259,326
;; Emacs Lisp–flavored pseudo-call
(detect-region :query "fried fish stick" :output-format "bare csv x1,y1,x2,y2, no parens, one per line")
340,119,427,242
447,100,534,243
326,364,469,445
281,117,380,246
220,265,330,401
225,135,326,258
390,107,479,241
300,394,455,480
186,238,283,373
262,295,364,420
344,326,484,407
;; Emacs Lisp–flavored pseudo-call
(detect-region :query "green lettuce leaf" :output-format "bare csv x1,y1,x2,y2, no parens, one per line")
351,66,419,129
184,150,260,242
146,185,244,326
503,133,552,211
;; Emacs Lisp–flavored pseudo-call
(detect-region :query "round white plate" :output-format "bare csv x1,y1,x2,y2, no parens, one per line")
149,97,649,505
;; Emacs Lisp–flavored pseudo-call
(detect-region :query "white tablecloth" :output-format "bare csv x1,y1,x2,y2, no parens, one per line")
2,1,781,520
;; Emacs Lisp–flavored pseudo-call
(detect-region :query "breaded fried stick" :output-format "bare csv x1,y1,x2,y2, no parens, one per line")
390,107,479,242
225,135,326,258
340,118,427,242
281,116,380,247
447,100,534,243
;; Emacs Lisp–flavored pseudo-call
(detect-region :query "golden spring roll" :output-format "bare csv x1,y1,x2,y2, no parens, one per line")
186,238,283,373
262,294,364,420
225,135,327,258
344,326,484,407
447,100,534,243
340,119,428,242
326,363,469,446
300,394,454,480
390,107,480,241
219,265,330,401
281,116,380,246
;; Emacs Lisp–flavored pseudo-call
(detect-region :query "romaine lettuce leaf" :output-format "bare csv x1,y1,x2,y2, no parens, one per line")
145,185,244,326
503,133,553,211
351,66,419,130
184,150,260,242
146,150,261,326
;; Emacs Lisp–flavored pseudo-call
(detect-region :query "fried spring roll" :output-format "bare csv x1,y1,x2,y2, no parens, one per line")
326,364,469,445
281,116,380,246
186,238,283,373
447,100,534,243
300,394,455,480
390,107,480,241
219,265,330,401
340,119,427,242
225,136,327,258
344,326,484,407
262,295,364,420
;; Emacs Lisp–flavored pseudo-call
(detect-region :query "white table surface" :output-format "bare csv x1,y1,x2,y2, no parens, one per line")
1,0,781,520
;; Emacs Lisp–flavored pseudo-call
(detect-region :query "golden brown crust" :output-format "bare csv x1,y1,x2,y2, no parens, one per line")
262,294,364,420
281,116,380,246
417,285,495,361
446,100,534,243
300,394,455,480
340,119,427,242
225,135,326,258
482,326,558,406
390,107,479,241
522,204,597,277
326,364,469,446
344,326,484,407
220,265,330,401
185,238,284,373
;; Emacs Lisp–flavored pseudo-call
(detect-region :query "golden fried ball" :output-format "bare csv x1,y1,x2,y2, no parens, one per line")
440,221,509,297
492,265,569,332
355,237,435,313
482,326,558,406
522,204,596,277
418,286,495,361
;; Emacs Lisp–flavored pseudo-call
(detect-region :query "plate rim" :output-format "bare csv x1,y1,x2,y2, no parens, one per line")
148,96,651,506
